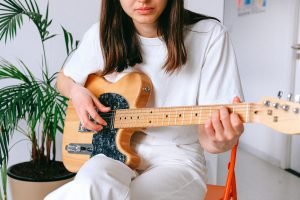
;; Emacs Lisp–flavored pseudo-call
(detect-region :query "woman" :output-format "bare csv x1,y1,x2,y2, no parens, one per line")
46,0,244,199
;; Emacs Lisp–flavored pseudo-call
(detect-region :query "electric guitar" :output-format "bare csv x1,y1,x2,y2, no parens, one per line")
62,72,300,172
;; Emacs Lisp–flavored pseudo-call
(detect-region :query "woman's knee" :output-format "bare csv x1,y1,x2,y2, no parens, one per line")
75,154,135,184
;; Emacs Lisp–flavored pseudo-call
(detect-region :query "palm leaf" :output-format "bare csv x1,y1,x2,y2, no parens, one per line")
62,26,80,56
0,59,31,83
0,0,55,42
0,0,24,42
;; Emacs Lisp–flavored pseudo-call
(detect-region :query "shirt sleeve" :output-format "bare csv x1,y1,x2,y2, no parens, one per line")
63,23,103,85
197,26,244,105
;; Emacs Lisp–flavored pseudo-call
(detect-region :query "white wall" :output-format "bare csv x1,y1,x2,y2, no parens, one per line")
185,0,224,22
224,0,297,167
0,0,225,189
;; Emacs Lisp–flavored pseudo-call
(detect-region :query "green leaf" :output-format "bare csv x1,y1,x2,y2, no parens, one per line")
0,0,55,43
62,26,79,56
62,26,70,55
0,59,31,83
0,0,24,42
43,34,56,42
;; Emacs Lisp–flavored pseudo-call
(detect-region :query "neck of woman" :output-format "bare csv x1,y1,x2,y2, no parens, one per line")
134,22,159,38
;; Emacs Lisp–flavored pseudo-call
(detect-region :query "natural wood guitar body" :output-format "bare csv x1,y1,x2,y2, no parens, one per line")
62,72,153,172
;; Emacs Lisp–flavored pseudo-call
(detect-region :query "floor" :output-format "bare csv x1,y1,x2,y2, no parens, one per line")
218,149,300,200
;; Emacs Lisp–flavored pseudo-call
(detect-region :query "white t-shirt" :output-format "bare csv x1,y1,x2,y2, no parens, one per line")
63,19,243,145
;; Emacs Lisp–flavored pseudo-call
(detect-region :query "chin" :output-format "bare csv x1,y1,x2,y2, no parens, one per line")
135,18,157,24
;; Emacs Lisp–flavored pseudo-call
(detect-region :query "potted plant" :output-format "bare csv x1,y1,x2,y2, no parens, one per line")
0,0,79,199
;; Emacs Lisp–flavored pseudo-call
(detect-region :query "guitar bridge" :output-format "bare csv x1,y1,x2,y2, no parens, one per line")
66,143,93,155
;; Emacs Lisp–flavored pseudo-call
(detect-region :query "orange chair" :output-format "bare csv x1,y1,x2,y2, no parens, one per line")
204,144,238,200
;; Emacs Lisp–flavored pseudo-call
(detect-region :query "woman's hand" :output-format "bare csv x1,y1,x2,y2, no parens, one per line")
69,83,110,132
199,96,244,153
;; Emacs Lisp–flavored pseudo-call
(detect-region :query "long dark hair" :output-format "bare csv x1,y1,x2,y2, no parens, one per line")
100,0,218,75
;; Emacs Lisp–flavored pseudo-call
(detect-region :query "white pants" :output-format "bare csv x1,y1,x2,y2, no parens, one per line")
45,134,207,200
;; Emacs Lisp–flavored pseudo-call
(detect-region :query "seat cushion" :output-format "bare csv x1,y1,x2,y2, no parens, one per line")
204,184,225,200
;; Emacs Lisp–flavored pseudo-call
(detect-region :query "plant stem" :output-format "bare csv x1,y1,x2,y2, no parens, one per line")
42,42,49,76
31,130,38,162
60,48,77,69
0,159,7,200
46,134,52,162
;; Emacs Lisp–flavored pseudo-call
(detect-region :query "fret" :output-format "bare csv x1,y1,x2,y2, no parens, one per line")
246,103,249,123
182,107,185,125
175,110,178,125
155,108,158,127
168,109,171,126
162,109,165,127
199,106,202,124
189,106,193,125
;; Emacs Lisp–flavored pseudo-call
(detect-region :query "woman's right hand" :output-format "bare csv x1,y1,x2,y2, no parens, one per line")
69,83,110,132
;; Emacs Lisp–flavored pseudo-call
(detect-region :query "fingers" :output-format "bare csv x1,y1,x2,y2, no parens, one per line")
233,96,241,103
230,113,244,136
82,99,110,132
220,107,236,140
205,97,244,144
231,96,244,135
81,111,103,132
205,119,216,139
70,84,111,132
91,95,111,113
211,110,225,141
87,106,107,126
207,107,235,142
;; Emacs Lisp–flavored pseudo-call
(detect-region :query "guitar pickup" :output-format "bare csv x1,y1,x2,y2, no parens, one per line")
66,143,93,155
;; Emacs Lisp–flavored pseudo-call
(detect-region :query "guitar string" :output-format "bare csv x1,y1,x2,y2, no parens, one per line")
98,109,252,118
96,111,296,122
89,109,266,119
94,109,274,119
90,105,260,117
91,117,297,128
114,117,296,124
111,114,296,121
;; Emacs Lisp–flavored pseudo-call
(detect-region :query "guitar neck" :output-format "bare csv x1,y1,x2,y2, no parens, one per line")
114,103,259,129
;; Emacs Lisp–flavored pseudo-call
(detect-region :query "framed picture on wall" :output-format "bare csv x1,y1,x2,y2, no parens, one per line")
237,0,267,16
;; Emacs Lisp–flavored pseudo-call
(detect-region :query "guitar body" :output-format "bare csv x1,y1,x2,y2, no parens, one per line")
62,72,153,172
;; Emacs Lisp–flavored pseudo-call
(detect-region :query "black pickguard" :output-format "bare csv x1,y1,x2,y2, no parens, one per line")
78,93,129,163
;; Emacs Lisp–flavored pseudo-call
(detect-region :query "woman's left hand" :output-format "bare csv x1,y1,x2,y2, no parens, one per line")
199,96,244,153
